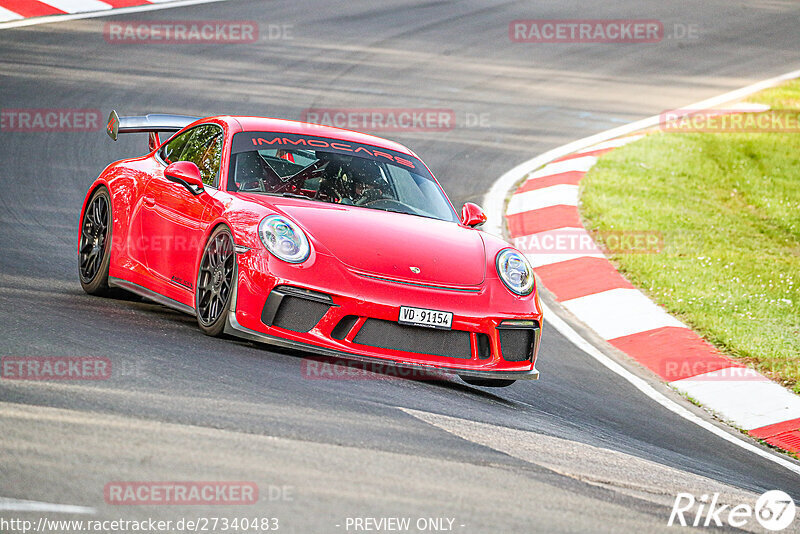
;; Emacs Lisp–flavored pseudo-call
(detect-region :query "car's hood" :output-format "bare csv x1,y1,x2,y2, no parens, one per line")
274,201,486,287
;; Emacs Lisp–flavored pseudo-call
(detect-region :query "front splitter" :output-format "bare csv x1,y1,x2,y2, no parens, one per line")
224,311,540,381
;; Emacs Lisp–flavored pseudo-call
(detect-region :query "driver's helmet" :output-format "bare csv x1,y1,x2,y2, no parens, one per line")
316,153,349,200
344,157,383,189
317,153,384,203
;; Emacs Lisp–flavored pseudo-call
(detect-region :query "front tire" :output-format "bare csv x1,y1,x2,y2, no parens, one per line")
196,225,236,336
459,376,516,388
78,186,113,296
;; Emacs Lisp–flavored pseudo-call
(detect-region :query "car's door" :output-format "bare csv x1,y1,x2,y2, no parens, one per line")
125,129,195,275
142,124,223,297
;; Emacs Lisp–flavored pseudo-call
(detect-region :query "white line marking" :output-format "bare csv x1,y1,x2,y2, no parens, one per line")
0,0,231,30
0,5,24,21
672,368,800,431
561,288,686,340
527,251,604,268
574,134,645,154
483,67,800,473
679,366,770,382
507,184,579,215
483,67,800,239
726,102,772,112
37,0,112,13
0,497,96,514
528,156,597,179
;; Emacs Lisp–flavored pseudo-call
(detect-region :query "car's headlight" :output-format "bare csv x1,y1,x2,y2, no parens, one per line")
496,248,534,296
258,215,311,263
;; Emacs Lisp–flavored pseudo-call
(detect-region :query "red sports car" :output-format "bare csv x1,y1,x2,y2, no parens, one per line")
79,111,542,386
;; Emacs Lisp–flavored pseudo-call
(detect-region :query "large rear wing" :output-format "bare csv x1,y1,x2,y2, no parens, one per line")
106,109,199,150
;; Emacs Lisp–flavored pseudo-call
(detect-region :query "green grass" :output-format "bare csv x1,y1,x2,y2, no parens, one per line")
580,80,800,392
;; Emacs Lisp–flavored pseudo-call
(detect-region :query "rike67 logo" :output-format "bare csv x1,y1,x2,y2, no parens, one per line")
669,490,796,531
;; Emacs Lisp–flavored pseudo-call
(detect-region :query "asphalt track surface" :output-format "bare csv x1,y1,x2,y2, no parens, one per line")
2,1,800,532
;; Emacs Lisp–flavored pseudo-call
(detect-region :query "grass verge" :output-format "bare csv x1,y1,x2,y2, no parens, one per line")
580,80,800,392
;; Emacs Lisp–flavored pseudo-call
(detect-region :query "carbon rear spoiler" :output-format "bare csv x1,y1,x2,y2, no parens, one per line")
106,110,199,149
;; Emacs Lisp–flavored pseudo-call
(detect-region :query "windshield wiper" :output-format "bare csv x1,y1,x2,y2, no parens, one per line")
372,206,442,221
274,191,322,202
374,207,411,215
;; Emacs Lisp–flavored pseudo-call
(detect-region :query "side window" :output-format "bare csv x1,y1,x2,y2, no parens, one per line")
179,125,224,187
161,129,193,164
197,134,223,186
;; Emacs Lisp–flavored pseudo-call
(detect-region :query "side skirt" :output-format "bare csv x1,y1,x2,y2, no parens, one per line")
109,276,195,316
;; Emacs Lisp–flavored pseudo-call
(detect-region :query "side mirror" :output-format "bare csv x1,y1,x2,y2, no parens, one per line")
165,161,204,195
461,202,487,227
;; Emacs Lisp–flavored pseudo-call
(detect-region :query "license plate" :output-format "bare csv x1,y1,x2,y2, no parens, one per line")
398,306,453,330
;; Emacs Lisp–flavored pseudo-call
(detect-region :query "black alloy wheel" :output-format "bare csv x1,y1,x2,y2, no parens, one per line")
196,226,236,336
79,187,112,295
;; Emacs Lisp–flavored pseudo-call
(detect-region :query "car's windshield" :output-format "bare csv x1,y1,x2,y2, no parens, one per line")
228,132,458,222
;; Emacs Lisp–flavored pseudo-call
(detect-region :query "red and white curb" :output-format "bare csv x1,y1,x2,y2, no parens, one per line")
485,67,800,462
506,134,800,453
508,108,800,451
0,0,227,28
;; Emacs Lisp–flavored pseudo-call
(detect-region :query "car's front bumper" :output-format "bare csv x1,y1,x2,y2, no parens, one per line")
225,310,539,380
228,248,543,380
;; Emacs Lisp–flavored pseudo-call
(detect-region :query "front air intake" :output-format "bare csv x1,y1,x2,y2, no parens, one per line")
352,319,472,359
261,286,332,333
497,321,539,362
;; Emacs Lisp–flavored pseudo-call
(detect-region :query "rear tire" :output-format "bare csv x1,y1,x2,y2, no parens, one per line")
459,376,516,388
78,186,113,296
196,225,236,337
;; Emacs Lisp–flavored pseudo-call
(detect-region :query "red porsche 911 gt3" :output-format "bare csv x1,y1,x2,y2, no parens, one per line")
79,111,542,386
